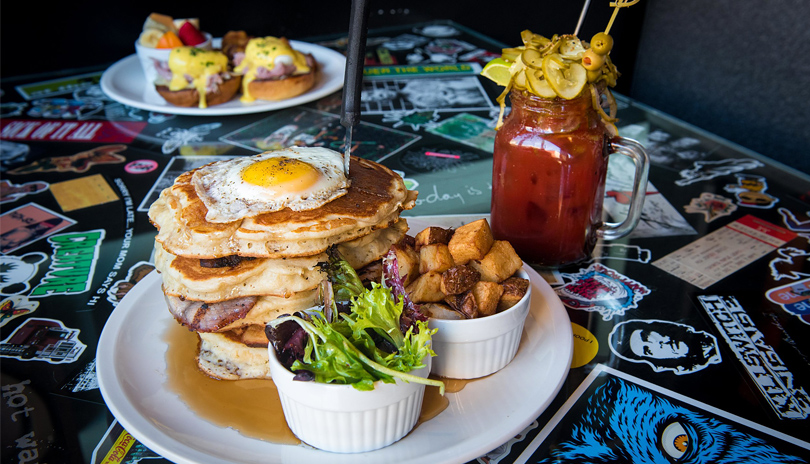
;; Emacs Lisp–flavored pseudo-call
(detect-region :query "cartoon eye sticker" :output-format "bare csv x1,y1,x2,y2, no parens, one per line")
660,420,690,460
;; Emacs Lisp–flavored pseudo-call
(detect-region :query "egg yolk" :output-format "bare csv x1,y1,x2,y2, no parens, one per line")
241,157,321,192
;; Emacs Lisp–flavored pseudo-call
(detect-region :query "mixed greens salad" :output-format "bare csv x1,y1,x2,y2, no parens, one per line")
266,247,445,394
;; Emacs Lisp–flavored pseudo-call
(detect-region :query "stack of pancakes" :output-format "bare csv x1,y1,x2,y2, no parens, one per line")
148,154,416,380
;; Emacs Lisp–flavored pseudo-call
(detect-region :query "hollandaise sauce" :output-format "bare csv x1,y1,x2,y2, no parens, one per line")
234,37,310,103
168,47,228,108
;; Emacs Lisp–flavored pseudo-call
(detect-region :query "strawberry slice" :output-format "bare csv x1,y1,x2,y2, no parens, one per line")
178,21,207,46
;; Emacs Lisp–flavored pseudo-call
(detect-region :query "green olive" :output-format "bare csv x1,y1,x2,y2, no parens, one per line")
590,32,614,55
581,49,605,71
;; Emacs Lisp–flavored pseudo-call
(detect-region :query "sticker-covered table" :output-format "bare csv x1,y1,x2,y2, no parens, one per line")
1,20,809,464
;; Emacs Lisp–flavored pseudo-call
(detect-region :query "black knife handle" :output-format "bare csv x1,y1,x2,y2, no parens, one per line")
340,0,371,129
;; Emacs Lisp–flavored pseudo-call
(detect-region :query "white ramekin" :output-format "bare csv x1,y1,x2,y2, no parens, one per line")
428,267,532,379
268,345,431,453
134,32,213,84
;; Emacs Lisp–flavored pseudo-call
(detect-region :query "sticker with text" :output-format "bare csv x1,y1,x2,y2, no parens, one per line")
608,319,722,375
29,229,105,298
698,295,810,419
765,278,810,325
0,120,146,144
556,263,651,321
653,215,798,289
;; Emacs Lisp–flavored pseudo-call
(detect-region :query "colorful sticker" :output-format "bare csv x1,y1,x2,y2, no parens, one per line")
724,174,779,208
124,159,158,174
769,247,810,281
106,262,155,307
0,317,86,364
653,215,798,289
29,229,105,297
674,158,765,186
0,296,39,327
6,144,127,174
91,421,165,464
608,319,722,375
0,252,48,296
14,71,101,100
698,295,810,419
766,278,810,324
0,179,49,204
27,97,103,120
49,174,119,212
520,365,809,462
426,112,496,152
571,323,599,368
0,120,146,144
0,203,76,254
684,192,737,222
556,263,651,321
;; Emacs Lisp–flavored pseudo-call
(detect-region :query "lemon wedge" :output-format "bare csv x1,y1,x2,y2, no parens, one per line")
481,58,514,86
542,54,587,100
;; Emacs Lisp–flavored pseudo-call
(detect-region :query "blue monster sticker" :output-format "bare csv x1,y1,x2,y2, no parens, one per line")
530,367,809,463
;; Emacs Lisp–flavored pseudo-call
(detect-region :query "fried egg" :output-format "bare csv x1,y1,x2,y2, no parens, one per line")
192,147,350,223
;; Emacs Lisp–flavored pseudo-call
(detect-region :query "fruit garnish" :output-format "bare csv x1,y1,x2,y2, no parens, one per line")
156,31,183,49
138,28,164,47
178,21,207,46
481,58,513,87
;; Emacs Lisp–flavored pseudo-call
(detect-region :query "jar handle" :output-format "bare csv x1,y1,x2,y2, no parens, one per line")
598,137,650,240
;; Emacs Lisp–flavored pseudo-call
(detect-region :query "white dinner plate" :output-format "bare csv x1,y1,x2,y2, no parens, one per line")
97,218,573,464
100,40,346,116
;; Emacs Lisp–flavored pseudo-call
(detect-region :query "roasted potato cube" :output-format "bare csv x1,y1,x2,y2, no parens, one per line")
414,226,453,251
498,276,530,311
440,265,480,295
419,243,455,274
447,218,494,264
471,280,505,317
424,302,464,320
445,291,478,318
392,243,420,286
469,240,523,283
406,271,445,303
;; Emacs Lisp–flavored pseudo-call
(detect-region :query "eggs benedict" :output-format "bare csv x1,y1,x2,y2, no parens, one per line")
155,46,241,108
233,36,317,102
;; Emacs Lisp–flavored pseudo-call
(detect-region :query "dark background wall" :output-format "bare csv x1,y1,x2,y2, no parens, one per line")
1,1,807,174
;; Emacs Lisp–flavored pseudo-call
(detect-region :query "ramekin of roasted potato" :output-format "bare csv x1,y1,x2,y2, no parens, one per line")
397,218,532,379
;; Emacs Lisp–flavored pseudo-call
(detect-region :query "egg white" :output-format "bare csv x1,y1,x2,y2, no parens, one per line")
192,147,350,223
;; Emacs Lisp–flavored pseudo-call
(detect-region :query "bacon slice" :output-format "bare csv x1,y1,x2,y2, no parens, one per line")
164,294,257,332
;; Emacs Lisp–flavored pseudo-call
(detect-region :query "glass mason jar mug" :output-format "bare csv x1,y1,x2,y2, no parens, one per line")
490,88,649,267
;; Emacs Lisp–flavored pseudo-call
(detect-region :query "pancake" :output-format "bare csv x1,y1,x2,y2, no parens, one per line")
198,326,272,380
154,219,408,301
149,156,417,259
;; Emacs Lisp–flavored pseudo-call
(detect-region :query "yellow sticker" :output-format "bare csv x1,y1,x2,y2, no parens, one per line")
50,174,118,212
571,322,598,368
